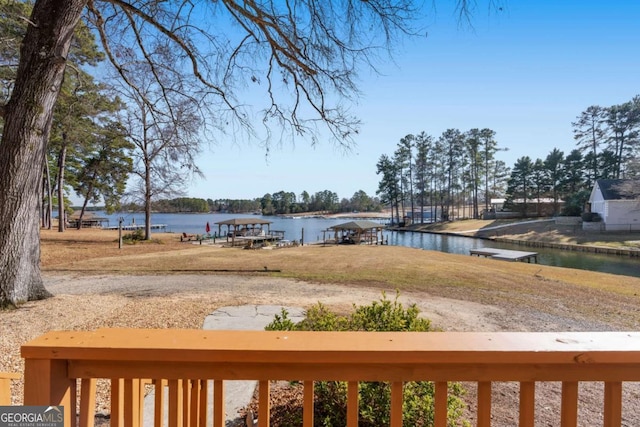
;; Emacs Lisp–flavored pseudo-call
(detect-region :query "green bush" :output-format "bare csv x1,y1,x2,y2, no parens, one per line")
266,292,469,426
122,229,144,242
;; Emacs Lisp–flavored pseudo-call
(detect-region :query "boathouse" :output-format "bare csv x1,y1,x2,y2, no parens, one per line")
327,220,385,245
215,218,284,247
67,211,109,228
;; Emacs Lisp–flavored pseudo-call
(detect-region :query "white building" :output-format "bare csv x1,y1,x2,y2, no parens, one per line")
588,179,640,231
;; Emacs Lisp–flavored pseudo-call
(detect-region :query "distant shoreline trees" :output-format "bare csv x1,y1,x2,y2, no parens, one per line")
117,190,383,216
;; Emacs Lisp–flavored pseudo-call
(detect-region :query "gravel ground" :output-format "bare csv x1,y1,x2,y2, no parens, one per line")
2,272,639,426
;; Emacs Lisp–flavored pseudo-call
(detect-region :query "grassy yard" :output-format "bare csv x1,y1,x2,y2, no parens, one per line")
40,226,640,330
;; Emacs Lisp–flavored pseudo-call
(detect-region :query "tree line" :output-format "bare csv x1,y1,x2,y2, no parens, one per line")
124,189,384,216
376,95,640,224
508,95,640,216
376,129,509,224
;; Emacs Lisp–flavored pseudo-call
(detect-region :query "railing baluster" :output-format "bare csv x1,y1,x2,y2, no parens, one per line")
79,378,96,427
213,380,225,427
434,381,448,427
138,380,148,427
185,380,200,427
519,381,535,427
189,380,200,427
390,381,403,427
154,380,166,427
182,380,190,426
168,379,183,427
561,381,578,427
477,381,492,427
198,380,208,427
258,380,270,427
347,381,359,427
303,380,314,427
604,381,622,427
111,378,124,427
123,379,141,427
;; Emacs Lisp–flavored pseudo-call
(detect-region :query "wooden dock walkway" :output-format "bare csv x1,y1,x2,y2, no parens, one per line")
470,248,538,263
103,224,167,231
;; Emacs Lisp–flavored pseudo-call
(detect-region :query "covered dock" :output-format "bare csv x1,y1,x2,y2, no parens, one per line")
326,220,386,245
67,211,109,228
215,218,284,247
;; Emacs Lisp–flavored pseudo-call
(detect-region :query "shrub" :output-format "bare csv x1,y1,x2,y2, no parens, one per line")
266,292,469,426
122,229,144,242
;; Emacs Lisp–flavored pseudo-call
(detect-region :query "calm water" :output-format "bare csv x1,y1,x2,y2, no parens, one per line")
98,212,640,278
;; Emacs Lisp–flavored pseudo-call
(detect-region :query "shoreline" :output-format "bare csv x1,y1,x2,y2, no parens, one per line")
397,217,640,257
401,226,640,257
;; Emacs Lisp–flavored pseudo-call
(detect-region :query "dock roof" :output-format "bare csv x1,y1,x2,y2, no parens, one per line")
215,218,272,226
329,220,385,230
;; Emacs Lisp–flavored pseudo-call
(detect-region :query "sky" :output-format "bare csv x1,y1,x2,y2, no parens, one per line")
185,1,640,202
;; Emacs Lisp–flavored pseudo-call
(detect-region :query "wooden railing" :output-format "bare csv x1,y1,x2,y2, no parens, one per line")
0,372,20,405
21,329,640,427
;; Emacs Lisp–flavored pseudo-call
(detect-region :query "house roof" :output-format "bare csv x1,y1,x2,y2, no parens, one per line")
214,218,272,226
596,179,636,200
329,220,385,231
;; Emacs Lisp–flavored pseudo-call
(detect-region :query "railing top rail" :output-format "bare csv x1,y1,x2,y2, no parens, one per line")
21,329,640,366
0,372,21,379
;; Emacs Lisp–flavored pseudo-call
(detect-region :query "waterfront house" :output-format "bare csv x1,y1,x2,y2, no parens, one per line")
588,179,640,231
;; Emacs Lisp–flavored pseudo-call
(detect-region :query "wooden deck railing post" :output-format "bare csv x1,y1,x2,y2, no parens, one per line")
23,359,76,427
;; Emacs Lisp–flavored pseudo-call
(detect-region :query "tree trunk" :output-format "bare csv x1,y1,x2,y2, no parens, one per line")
57,143,67,232
0,0,86,307
145,161,152,240
45,161,53,229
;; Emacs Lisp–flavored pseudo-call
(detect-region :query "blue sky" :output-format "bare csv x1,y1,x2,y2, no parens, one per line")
187,1,640,202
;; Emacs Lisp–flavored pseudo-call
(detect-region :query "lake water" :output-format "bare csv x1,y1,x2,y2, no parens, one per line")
98,211,640,278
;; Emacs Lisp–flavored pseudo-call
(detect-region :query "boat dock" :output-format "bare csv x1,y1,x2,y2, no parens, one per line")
103,224,167,231
470,248,538,263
